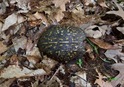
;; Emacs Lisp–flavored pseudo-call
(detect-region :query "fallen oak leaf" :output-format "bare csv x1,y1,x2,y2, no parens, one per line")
107,0,124,20
53,9,64,22
111,63,124,87
50,0,70,22
52,0,70,11
89,38,113,49
0,65,47,78
105,48,124,63
2,13,25,31
33,12,49,26
114,39,124,45
0,78,15,87
95,69,113,87
0,41,8,54
116,27,124,34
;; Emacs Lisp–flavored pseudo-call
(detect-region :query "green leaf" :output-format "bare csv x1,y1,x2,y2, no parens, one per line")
86,38,99,54
76,59,83,68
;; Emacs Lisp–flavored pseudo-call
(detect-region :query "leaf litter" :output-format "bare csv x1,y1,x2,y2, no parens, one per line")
0,0,124,87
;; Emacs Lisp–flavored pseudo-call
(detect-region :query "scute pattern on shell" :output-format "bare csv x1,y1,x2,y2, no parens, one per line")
37,25,86,62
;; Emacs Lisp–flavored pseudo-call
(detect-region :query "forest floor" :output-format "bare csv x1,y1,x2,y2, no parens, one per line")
0,0,124,87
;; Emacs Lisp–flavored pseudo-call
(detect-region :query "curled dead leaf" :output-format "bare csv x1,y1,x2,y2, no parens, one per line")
0,41,8,54
89,38,113,49
52,0,70,11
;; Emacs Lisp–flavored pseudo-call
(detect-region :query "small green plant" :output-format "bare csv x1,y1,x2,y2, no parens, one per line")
107,77,117,81
76,59,83,68
86,38,111,63
86,38,99,54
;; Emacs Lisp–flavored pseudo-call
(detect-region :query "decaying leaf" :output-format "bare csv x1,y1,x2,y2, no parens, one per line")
89,38,113,49
84,25,110,38
0,78,15,87
12,36,27,52
41,56,58,69
70,71,91,87
105,48,124,62
2,13,25,31
50,0,70,22
39,76,63,87
116,27,124,34
107,0,124,20
95,69,113,87
33,12,49,25
0,1,6,15
0,65,47,78
2,13,17,31
111,63,124,87
114,39,124,46
52,0,70,11
0,41,8,54
10,0,31,13
54,9,64,22
98,0,108,8
26,55,41,68
84,0,96,5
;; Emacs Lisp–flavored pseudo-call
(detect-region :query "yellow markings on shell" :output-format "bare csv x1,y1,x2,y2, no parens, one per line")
59,44,63,47
50,39,53,41
59,38,64,41
48,31,52,36
66,26,70,30
55,51,59,54
56,29,59,34
61,33,64,35
74,52,77,54
65,37,69,40
53,46,56,49
57,51,61,56
67,52,70,56
67,29,70,33
45,44,52,49
61,30,64,33
69,55,73,58
65,44,69,47
42,42,48,44
48,42,58,44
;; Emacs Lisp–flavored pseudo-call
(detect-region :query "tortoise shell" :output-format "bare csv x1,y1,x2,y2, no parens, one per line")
37,25,86,63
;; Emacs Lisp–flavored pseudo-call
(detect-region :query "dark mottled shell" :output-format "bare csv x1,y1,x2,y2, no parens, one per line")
37,25,86,62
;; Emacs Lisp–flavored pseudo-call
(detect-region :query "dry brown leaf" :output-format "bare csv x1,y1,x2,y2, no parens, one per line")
0,78,15,87
84,25,111,38
33,12,49,26
84,0,96,5
116,27,124,34
107,0,124,20
10,0,31,13
70,72,91,87
12,36,27,52
111,63,124,87
115,39,124,45
26,55,41,65
105,48,124,62
89,38,113,49
95,69,113,87
54,10,64,22
0,41,8,54
48,0,69,22
0,1,6,15
0,64,47,78
52,0,70,11
97,0,108,7
2,13,25,31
